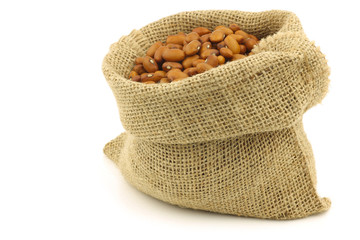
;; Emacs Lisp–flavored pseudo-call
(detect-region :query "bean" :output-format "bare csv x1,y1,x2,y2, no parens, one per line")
184,40,201,56
239,45,247,54
224,35,240,54
166,34,186,45
229,34,244,44
199,33,211,43
162,62,183,72
232,54,246,61
140,72,149,80
135,57,144,65
244,38,257,51
183,67,198,77
200,41,212,54
185,32,200,42
143,56,159,72
141,73,162,82
200,49,219,59
129,71,138,78
131,75,141,82
216,41,226,50
220,47,233,58
248,34,259,41
154,46,168,63
162,49,186,62
143,81,156,84
165,68,181,78
154,70,167,78
166,43,183,49
229,23,241,32
192,27,211,36
196,62,213,73
146,41,163,57
210,30,225,43
167,69,188,81
133,64,146,74
215,26,233,36
205,55,219,67
217,55,225,65
235,30,249,39
182,55,200,69
159,78,170,83
192,59,205,67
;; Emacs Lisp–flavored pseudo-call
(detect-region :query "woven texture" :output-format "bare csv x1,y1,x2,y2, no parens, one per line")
102,10,331,219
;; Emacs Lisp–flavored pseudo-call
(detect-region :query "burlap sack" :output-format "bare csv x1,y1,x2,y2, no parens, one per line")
102,10,331,220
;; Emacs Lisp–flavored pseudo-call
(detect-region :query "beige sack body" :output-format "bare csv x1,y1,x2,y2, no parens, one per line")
102,10,331,220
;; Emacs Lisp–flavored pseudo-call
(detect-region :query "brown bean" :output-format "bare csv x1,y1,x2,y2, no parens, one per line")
239,44,247,54
185,32,200,42
224,35,240,54
133,64,146,74
141,73,162,82
135,57,144,65
166,43,183,49
129,71,138,78
217,55,225,65
177,32,186,36
162,62,183,72
205,55,219,67
154,70,166,78
200,49,219,59
154,46,167,63
209,30,226,43
232,54,246,61
200,41,212,54
141,73,153,81
166,34,186,45
162,49,185,62
199,33,211,43
244,38,257,51
143,81,156,84
235,30,249,39
131,75,141,82
196,62,213,73
215,26,233,36
146,41,163,57
184,40,201,56
140,72,149,80
182,55,200,69
229,34,244,44
166,68,181,76
183,67,198,77
248,52,255,56
229,23,241,32
220,47,233,58
167,70,188,81
143,56,159,72
159,78,170,83
192,27,211,36
216,41,226,50
192,59,205,67
248,34,259,41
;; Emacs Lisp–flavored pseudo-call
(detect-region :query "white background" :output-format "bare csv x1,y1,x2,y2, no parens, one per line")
1,0,359,239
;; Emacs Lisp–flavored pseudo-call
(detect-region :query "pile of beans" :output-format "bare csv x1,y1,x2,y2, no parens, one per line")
129,23,260,84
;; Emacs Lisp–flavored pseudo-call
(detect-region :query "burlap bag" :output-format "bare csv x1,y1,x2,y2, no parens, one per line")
102,10,331,220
